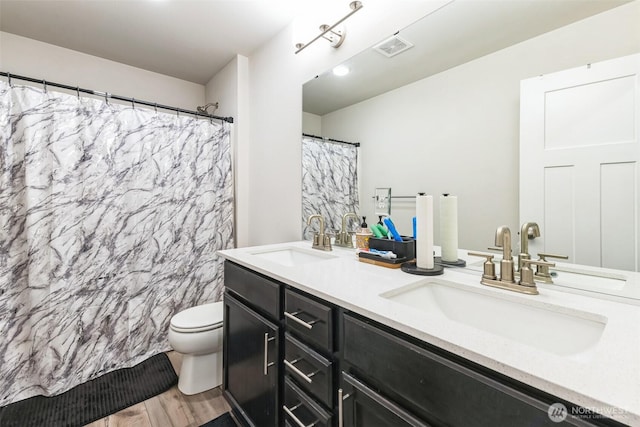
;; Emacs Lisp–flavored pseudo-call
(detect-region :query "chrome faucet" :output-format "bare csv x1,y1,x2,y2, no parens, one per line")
518,222,540,272
335,212,359,248
307,214,332,251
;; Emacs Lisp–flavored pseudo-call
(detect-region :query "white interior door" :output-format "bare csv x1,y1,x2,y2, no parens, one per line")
520,53,640,271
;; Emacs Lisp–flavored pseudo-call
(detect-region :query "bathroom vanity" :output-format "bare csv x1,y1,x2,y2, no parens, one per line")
218,242,640,427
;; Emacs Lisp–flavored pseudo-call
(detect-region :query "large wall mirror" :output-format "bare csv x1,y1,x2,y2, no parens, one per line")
302,0,639,280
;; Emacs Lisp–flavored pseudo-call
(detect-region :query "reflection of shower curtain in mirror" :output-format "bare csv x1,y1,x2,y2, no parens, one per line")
0,80,234,406
302,136,359,239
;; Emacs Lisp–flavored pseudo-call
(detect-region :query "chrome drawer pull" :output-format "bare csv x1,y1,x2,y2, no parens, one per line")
284,310,317,330
284,358,318,384
263,333,275,376
283,403,318,427
338,388,351,427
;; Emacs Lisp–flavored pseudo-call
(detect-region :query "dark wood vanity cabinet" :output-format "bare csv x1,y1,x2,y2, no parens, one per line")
340,313,625,427
223,261,625,427
223,262,281,427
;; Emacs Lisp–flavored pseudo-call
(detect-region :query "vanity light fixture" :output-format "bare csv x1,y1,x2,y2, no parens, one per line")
295,1,363,54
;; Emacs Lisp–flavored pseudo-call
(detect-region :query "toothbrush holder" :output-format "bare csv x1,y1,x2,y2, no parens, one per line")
368,236,415,261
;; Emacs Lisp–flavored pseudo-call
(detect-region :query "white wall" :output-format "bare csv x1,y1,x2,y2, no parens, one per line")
206,55,252,247
205,57,238,119
319,1,640,252
246,1,453,246
302,112,321,135
0,32,204,110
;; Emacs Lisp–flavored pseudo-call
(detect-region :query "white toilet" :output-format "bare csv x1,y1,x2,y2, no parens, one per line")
168,301,224,395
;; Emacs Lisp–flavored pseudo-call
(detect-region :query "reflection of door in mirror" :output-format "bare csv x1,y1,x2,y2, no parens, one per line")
520,53,640,272
301,135,360,239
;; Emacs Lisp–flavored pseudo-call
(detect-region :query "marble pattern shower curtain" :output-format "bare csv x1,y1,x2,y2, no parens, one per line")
302,136,359,239
0,80,234,405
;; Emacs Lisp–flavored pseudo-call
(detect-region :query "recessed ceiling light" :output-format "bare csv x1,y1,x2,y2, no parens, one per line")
333,65,350,76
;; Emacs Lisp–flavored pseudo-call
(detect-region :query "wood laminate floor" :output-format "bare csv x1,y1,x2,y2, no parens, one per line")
85,352,232,427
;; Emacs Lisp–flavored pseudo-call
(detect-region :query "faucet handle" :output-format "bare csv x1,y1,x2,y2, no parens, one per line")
537,252,569,261
468,252,497,280
323,234,332,251
534,252,567,280
520,259,555,286
469,251,494,258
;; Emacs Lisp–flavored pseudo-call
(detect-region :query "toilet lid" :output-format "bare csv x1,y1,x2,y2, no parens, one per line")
170,302,223,332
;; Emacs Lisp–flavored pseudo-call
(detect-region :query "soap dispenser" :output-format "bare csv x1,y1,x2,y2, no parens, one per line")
356,216,372,249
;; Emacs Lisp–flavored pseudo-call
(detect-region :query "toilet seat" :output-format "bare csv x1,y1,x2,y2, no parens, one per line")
170,302,223,333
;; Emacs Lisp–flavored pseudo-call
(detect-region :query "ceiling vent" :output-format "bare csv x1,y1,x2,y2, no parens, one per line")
373,35,414,58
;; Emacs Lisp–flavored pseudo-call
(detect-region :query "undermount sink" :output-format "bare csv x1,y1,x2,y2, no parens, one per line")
251,247,337,267
381,279,607,356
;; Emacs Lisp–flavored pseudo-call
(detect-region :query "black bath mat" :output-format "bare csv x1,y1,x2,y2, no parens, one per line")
201,412,236,427
0,352,178,427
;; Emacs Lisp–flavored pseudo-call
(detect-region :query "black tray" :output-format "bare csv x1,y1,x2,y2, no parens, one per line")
358,252,408,265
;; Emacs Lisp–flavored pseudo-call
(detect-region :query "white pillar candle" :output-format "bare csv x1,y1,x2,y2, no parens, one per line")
416,194,434,269
440,194,459,263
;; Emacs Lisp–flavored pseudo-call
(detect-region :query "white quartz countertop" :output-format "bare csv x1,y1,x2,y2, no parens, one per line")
218,241,640,425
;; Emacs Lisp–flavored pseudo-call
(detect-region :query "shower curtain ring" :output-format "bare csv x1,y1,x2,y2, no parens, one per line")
42,80,47,93
104,92,109,104
7,72,12,87
154,103,158,113
76,86,80,98
131,98,135,109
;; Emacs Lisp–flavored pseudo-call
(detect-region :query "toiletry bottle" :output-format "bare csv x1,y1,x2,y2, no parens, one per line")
356,216,372,249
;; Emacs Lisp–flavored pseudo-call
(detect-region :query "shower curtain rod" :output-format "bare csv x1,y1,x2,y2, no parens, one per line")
0,71,234,123
303,133,360,147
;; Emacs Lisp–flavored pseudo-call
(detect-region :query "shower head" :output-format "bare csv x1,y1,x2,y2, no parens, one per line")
196,102,219,115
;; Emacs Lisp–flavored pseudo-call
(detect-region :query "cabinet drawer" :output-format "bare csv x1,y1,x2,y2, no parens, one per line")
284,289,333,352
224,261,281,320
284,333,333,408
343,314,587,427
283,376,332,427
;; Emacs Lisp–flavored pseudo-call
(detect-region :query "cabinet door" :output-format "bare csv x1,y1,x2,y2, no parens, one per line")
224,292,279,427
342,314,599,427
340,371,431,427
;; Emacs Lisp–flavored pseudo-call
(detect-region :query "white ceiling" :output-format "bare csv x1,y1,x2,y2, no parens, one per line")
0,0,305,84
1,0,632,99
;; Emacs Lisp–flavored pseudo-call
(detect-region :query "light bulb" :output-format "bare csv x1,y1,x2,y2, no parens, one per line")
333,65,350,76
